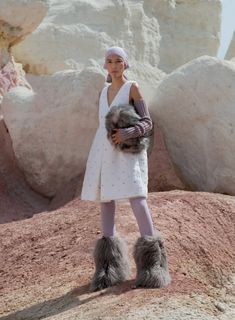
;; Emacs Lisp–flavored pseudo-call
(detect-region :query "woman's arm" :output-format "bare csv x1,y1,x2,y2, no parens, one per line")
112,83,153,144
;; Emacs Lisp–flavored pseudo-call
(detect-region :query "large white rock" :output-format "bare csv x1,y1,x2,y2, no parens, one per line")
12,0,164,102
0,0,48,46
151,56,235,195
2,68,104,197
225,31,235,61
12,0,160,71
143,0,221,72
12,0,221,75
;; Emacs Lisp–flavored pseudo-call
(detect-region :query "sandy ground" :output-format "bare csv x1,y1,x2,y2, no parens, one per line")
0,190,234,320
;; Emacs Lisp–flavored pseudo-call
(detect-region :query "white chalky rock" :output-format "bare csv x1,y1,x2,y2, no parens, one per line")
143,0,221,72
225,31,235,61
12,0,161,74
0,0,48,46
12,0,165,101
151,56,235,195
12,0,221,75
2,68,104,197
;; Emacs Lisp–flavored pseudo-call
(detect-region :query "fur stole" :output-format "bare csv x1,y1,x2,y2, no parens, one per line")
105,104,153,154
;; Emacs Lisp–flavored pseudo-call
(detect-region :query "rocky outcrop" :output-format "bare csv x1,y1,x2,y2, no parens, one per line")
143,0,221,72
12,0,164,96
0,0,48,100
12,0,222,75
151,56,235,195
2,68,104,197
0,0,48,67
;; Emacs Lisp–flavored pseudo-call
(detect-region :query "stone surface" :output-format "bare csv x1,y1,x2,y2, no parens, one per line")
0,0,48,47
1,68,104,197
225,31,235,60
12,0,221,75
12,0,164,100
148,126,187,192
151,56,235,195
0,118,48,223
143,0,221,72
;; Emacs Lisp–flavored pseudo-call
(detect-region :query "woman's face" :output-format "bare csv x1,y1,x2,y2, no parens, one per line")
106,54,125,80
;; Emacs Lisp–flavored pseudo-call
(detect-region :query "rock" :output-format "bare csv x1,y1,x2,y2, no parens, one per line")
143,0,221,73
0,118,48,223
151,56,235,195
214,302,226,313
225,31,235,61
148,126,187,192
12,0,164,99
0,0,48,46
0,1,47,100
2,67,104,197
12,0,222,75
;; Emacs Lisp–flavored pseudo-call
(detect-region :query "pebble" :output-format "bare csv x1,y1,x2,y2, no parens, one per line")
214,301,226,312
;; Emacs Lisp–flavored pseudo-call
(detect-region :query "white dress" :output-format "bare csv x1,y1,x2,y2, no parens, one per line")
81,80,148,202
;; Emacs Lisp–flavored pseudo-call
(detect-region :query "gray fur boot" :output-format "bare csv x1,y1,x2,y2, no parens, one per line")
133,231,171,288
90,236,130,291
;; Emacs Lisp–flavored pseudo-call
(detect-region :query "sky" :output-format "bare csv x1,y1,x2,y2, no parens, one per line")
217,0,235,58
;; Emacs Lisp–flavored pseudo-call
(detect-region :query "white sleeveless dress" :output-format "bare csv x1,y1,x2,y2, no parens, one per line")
81,80,148,202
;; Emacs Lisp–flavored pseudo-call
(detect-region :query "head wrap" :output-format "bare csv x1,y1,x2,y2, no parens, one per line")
103,46,130,70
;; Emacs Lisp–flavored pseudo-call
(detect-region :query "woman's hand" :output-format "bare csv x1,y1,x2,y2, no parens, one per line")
111,129,122,145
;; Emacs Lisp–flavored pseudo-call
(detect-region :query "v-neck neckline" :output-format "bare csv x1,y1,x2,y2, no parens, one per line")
106,81,128,108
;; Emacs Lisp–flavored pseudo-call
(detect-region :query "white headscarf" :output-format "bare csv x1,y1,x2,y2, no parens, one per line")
103,46,130,70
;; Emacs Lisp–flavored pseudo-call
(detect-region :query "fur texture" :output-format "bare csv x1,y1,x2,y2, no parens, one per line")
91,236,130,291
105,104,152,154
133,230,171,288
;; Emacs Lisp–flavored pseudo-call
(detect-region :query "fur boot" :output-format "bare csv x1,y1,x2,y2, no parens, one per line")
90,236,130,291
133,231,171,288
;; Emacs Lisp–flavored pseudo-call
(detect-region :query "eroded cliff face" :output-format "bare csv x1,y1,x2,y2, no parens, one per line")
12,0,161,75
143,0,221,72
12,0,221,75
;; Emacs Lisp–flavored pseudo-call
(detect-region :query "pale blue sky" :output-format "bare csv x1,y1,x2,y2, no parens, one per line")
218,0,235,58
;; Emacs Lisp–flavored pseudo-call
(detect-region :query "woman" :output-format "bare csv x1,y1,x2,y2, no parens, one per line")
81,46,171,291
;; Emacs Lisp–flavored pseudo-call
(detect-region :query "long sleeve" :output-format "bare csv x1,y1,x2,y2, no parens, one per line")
119,99,153,141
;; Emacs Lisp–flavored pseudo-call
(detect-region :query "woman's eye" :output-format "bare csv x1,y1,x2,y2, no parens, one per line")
107,60,123,64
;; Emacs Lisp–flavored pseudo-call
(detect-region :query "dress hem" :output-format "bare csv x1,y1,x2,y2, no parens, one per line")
81,193,148,203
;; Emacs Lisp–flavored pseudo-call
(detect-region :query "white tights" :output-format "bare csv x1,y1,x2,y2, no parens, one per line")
101,197,155,237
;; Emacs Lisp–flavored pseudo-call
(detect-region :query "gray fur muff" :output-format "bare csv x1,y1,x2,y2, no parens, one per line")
133,231,171,288
105,104,151,154
91,236,130,291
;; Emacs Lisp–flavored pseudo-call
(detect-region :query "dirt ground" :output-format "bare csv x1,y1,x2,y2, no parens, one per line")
0,190,234,320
